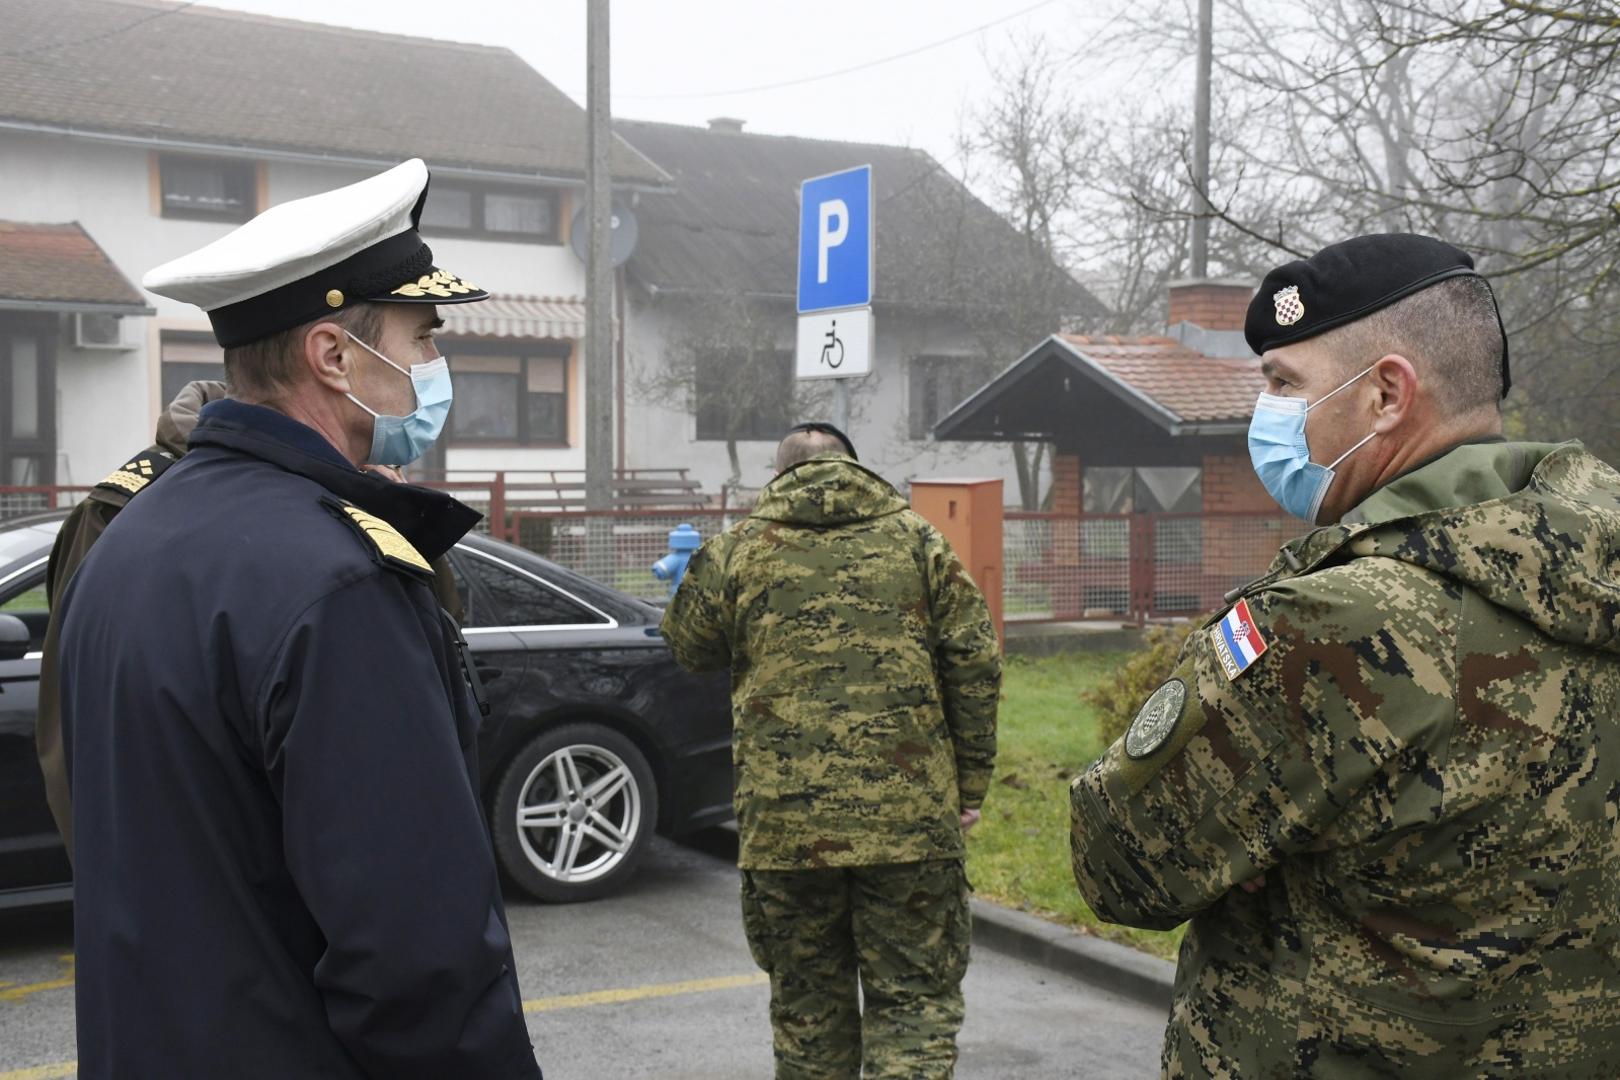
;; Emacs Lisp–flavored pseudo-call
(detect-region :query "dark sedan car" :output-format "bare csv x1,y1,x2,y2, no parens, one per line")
0,511,732,907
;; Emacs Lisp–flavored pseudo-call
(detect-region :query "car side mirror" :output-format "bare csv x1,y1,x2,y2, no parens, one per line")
0,613,31,661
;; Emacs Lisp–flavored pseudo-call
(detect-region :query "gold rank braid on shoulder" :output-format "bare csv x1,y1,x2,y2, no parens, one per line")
341,504,431,573
97,469,149,495
390,269,479,298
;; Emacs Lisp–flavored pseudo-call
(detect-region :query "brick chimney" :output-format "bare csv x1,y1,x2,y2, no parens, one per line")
1167,278,1255,358
707,117,745,133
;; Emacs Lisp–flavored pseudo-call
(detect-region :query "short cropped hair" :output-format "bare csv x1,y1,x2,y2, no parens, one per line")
1318,276,1503,412
224,303,383,403
775,429,847,473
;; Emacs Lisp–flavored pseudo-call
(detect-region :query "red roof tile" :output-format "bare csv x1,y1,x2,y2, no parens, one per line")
1059,333,1263,424
0,221,147,307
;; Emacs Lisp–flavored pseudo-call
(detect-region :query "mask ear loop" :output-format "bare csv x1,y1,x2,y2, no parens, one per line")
347,332,413,379
1326,429,1377,470
1304,364,1376,414
1307,362,1379,470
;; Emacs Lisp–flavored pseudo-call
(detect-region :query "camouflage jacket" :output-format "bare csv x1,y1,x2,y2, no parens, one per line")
661,454,1000,871
1070,441,1620,1078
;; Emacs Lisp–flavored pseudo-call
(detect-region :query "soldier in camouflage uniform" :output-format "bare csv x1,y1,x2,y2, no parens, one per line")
662,423,1000,1080
1071,234,1620,1078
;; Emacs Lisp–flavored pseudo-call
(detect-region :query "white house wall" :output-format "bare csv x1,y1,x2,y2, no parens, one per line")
621,294,1038,505
0,131,592,484
1,131,163,483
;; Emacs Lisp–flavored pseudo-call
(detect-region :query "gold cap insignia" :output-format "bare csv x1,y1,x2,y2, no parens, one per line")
1273,285,1304,327
391,269,478,299
325,289,345,308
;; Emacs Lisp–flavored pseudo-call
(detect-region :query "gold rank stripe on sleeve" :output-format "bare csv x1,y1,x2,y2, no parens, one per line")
339,503,432,574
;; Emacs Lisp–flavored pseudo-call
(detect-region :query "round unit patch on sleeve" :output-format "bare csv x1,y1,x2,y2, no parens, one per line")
1124,678,1187,759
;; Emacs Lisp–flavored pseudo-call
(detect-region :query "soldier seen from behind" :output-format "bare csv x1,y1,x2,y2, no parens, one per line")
57,160,542,1078
1071,233,1620,1077
661,423,1001,1080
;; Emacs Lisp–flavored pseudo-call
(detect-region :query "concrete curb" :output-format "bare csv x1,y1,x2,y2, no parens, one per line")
970,898,1174,1010
1003,624,1144,657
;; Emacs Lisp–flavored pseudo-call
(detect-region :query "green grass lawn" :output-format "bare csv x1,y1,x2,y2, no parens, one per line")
966,651,1186,961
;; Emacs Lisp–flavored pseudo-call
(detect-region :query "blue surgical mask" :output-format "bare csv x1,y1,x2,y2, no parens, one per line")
345,334,452,466
1248,365,1378,523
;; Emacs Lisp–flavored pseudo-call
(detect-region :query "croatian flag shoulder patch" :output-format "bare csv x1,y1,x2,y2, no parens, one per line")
1211,598,1268,682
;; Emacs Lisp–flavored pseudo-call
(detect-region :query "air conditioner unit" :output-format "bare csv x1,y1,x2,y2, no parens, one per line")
75,312,134,351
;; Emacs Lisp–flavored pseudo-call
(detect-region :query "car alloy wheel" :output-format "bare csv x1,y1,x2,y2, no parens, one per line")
492,722,657,903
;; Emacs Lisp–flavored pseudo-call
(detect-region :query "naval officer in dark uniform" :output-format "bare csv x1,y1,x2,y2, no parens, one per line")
57,159,543,1078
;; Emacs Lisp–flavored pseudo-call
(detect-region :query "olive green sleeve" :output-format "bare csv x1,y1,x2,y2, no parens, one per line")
39,496,121,863
659,536,733,674
924,526,1000,810
45,498,117,607
1069,563,1456,929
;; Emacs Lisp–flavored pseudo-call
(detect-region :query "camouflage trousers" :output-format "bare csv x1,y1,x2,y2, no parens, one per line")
740,859,971,1080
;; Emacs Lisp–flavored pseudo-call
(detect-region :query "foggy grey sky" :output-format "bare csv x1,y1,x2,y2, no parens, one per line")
201,0,1154,181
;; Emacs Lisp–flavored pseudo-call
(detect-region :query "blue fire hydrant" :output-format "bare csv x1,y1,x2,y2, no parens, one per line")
652,523,702,596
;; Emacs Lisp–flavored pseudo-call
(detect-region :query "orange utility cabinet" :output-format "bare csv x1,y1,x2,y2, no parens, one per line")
910,478,1004,649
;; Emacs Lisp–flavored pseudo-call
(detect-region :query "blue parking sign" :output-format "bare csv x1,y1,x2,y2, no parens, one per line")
797,165,872,314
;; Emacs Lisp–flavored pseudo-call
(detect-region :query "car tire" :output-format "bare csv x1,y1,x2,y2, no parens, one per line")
492,722,658,903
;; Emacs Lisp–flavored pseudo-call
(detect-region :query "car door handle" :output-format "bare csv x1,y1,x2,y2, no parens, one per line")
473,662,505,683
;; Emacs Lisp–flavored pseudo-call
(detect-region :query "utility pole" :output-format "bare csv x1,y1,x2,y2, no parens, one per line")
1191,0,1213,278
584,0,613,511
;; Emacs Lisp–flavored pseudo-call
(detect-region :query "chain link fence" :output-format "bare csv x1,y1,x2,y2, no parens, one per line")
1006,511,1297,621
2,484,1295,620
510,509,753,603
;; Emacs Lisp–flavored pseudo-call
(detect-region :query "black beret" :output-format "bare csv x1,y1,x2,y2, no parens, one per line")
1245,233,1510,397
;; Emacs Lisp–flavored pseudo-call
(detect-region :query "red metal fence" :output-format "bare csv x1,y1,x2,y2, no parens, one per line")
1002,510,1297,622
1,481,1297,620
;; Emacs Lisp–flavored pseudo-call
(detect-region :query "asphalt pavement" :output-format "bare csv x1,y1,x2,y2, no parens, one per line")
0,831,1168,1079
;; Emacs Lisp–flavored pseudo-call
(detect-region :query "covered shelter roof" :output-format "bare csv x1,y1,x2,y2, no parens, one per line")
0,221,153,314
441,295,590,341
935,333,1263,459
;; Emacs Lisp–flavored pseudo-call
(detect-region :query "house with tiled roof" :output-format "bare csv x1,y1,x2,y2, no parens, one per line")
0,0,665,486
936,282,1294,617
614,117,1104,500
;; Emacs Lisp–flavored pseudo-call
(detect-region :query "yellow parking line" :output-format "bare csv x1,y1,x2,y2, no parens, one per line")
0,1063,77,1080
0,956,75,1003
524,972,767,1013
0,972,768,1079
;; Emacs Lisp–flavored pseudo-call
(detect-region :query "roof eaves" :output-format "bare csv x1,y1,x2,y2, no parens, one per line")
933,335,1065,440
0,120,675,192
0,297,154,315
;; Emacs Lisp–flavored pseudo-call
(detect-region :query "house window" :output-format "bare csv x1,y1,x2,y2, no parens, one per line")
694,349,794,441
909,355,995,440
159,155,256,222
160,333,227,406
447,349,569,445
420,183,560,243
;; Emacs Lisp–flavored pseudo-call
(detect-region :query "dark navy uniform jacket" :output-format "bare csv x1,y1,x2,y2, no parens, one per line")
58,400,542,1079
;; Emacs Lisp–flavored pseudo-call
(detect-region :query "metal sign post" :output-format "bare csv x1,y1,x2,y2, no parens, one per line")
796,165,873,432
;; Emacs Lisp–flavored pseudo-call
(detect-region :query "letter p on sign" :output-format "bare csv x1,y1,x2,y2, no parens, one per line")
797,164,871,314
817,199,848,284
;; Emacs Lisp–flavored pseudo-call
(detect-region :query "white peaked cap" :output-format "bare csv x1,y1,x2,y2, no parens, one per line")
142,158,485,347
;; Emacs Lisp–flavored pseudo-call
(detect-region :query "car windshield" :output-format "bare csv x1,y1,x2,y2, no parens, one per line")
0,519,63,567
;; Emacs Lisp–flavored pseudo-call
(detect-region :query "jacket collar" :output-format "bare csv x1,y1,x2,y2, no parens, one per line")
188,399,480,560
